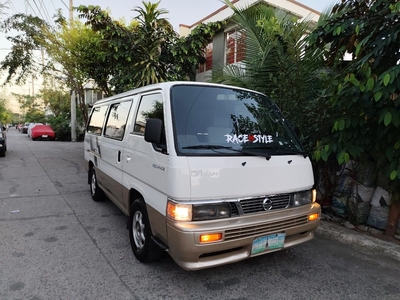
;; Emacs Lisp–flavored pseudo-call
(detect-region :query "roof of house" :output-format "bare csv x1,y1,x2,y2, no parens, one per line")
179,0,321,32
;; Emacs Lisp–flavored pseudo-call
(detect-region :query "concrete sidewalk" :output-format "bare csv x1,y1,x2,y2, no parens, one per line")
316,219,400,262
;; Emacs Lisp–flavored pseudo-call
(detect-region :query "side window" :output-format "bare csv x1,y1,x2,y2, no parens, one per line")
133,93,167,152
87,105,108,135
133,94,164,135
104,100,132,141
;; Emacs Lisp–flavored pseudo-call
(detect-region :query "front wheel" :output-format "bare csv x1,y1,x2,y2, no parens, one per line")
128,198,164,262
0,147,5,157
89,168,104,201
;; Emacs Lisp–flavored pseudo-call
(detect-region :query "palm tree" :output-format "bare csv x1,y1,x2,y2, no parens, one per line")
132,1,177,87
212,1,329,153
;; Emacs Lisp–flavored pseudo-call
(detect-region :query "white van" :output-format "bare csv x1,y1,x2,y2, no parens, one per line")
84,81,320,270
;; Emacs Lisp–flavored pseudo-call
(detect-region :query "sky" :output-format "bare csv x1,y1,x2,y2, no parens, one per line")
0,0,337,103
2,0,337,39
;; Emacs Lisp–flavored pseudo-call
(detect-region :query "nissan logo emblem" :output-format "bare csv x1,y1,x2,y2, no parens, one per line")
262,198,273,210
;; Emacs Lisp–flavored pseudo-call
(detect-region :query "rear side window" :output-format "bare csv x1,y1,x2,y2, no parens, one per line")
104,100,132,140
87,105,108,135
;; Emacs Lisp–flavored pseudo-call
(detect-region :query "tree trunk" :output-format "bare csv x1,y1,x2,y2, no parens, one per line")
385,201,400,237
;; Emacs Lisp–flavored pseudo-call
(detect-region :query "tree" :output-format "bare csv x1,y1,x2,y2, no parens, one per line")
1,1,223,124
0,11,104,125
0,13,48,85
39,84,85,141
211,0,329,155
76,1,223,93
309,0,400,236
13,93,46,123
0,97,12,124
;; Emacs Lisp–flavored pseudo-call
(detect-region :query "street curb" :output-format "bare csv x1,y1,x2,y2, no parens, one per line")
315,221,400,262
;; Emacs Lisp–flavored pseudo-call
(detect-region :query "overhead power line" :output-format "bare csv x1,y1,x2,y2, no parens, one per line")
60,0,69,10
31,0,48,22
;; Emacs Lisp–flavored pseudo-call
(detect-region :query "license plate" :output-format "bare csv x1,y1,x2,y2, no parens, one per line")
251,233,285,255
42,135,48,138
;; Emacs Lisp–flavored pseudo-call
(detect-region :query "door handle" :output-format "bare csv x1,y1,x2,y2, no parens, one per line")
118,150,121,162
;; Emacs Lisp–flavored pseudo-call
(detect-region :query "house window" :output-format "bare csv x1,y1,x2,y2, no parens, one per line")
197,42,213,73
226,29,246,65
85,90,104,105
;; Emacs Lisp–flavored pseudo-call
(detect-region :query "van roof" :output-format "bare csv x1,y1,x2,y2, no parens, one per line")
93,81,263,105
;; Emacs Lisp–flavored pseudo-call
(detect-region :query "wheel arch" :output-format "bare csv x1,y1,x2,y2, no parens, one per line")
88,161,94,184
128,188,144,216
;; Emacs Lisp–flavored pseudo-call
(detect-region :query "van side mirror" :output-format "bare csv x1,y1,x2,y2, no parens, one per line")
144,118,163,144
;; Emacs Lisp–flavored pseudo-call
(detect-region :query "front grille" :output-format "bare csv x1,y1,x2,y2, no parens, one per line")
240,194,291,214
224,215,308,241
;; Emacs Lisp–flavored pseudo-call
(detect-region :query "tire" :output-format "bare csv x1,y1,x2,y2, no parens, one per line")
0,147,5,157
128,198,164,262
89,168,104,201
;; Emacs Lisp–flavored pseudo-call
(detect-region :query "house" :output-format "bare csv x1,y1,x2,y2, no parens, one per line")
83,79,104,106
178,0,321,82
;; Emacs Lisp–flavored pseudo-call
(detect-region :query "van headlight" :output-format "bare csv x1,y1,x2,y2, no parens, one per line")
293,189,316,206
167,200,231,221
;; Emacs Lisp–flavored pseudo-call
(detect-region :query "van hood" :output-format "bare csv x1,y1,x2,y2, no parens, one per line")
186,155,314,200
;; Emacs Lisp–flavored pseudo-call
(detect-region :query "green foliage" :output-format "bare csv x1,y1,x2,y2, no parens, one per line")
46,113,71,141
0,13,94,125
39,87,70,117
211,1,329,155
0,97,12,124
0,14,48,85
13,93,46,123
77,2,223,93
309,0,400,195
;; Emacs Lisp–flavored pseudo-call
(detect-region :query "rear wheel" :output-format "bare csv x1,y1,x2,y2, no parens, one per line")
89,168,104,201
128,198,164,262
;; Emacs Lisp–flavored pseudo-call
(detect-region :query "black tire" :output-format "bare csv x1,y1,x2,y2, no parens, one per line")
128,198,164,262
89,168,104,201
0,147,5,157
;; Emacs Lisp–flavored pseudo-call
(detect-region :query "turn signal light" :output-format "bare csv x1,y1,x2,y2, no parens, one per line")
308,213,319,221
200,233,223,243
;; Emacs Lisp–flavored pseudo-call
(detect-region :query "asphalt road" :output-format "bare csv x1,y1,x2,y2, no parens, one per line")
1,128,400,300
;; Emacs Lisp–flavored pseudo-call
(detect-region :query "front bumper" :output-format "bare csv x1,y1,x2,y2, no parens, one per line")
167,203,320,270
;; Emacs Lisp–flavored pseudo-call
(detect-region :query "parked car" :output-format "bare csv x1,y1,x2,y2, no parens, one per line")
31,125,56,140
21,123,30,134
0,123,7,157
27,123,43,137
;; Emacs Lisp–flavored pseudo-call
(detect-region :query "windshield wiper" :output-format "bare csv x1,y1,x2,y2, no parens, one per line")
244,145,308,158
182,145,271,159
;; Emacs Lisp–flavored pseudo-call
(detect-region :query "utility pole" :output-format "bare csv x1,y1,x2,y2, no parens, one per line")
69,0,77,142
69,0,73,22
70,90,76,141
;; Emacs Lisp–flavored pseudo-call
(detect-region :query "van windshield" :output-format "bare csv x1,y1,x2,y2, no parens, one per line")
171,85,305,157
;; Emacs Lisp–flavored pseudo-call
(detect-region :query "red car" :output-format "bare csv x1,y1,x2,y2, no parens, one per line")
31,125,56,140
